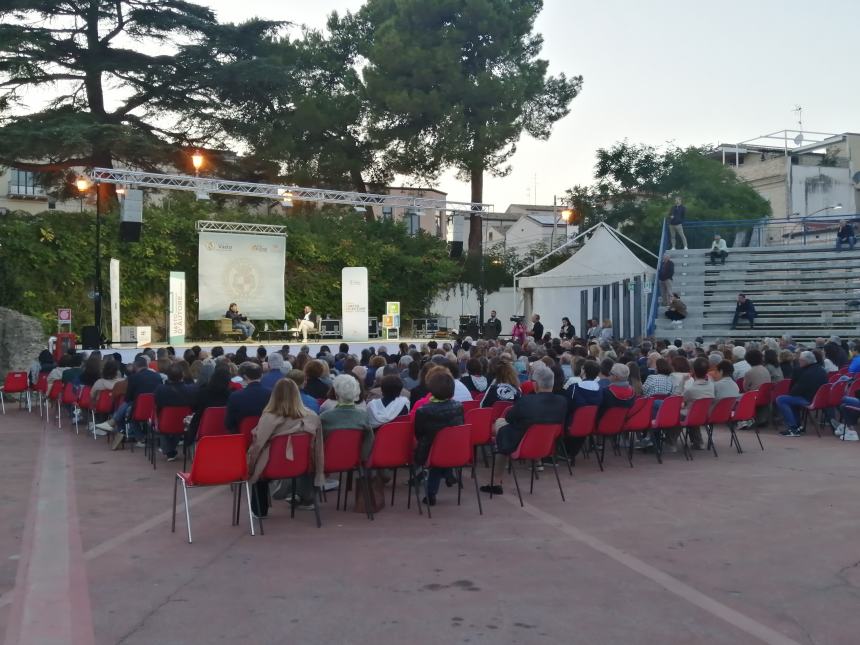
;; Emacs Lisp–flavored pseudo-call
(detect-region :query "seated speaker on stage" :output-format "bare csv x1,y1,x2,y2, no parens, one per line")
297,305,318,342
226,303,255,340
484,310,501,339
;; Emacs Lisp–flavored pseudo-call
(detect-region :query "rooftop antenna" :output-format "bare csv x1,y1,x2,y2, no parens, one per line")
792,105,804,145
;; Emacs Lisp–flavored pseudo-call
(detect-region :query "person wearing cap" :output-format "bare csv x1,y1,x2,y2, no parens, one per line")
708,234,729,265
775,351,827,437
731,294,756,329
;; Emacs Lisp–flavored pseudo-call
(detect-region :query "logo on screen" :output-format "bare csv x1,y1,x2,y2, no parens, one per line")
222,261,260,297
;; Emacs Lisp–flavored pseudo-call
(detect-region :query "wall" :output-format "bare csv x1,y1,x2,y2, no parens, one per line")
429,286,520,329
790,165,853,217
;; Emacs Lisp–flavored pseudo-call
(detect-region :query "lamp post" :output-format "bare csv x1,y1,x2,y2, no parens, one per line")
802,204,842,245
191,152,204,176
75,177,89,213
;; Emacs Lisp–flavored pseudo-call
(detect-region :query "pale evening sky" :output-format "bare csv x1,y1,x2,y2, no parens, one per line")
206,0,859,210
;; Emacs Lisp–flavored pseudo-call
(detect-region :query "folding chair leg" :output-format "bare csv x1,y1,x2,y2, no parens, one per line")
654,430,663,464
471,465,483,515
290,479,297,519
408,466,421,515
336,472,343,510
457,468,463,506
361,468,375,521
510,461,523,507
423,475,432,519
244,481,257,536
312,486,322,528
627,433,634,467
343,471,352,511
529,461,536,494
255,483,265,536
557,438,573,476
171,475,179,533
390,468,398,507
754,428,764,451
552,456,565,502
181,481,192,544
596,438,605,472
232,484,241,526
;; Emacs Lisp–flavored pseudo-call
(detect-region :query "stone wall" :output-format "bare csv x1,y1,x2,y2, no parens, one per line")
0,307,47,378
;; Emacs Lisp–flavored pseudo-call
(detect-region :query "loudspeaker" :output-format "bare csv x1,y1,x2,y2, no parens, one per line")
81,325,101,349
120,189,143,242
449,241,463,258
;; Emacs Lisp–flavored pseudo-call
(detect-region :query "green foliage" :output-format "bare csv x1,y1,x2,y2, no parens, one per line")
0,195,459,336
565,143,772,256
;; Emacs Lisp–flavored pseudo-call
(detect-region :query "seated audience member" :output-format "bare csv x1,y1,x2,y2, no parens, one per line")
187,366,232,441
320,374,374,460
627,361,644,396
682,357,714,450
413,370,465,506
563,360,603,457
96,355,162,449
708,234,729,265
778,350,795,380
597,358,614,389
481,365,567,495
600,363,636,415
742,349,769,392
303,359,331,400
29,349,55,385
154,363,198,462
835,219,856,251
480,361,522,408
775,351,827,437
732,346,751,380
643,358,675,397
367,375,410,429
80,353,103,387
90,359,123,400
835,387,860,441
225,362,272,434
402,360,421,391
670,356,691,396
713,360,740,400
285,369,321,414
247,379,323,517
763,349,783,383
460,358,489,393
261,352,290,390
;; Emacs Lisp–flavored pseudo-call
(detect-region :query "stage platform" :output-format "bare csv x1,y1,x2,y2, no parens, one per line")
97,338,446,362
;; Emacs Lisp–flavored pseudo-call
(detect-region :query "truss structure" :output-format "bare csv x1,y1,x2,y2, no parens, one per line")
91,168,492,213
195,220,286,236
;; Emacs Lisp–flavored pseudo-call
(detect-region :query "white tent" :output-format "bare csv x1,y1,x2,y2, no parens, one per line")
518,224,656,339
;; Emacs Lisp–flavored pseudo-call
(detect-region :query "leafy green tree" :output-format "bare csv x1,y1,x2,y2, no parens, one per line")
0,1,278,189
358,0,582,253
565,143,772,255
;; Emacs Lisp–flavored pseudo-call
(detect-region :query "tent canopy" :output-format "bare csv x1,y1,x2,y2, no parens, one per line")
518,224,655,289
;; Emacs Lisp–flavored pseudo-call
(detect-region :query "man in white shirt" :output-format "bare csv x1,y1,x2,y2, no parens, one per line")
709,234,729,265
297,306,317,342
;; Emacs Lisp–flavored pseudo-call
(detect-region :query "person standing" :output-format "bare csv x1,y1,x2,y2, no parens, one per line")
708,234,729,265
559,317,576,340
658,253,674,306
484,310,502,339
667,196,688,251
530,314,544,342
731,294,756,329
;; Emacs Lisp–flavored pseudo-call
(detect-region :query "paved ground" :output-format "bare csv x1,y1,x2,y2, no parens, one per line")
1,404,859,645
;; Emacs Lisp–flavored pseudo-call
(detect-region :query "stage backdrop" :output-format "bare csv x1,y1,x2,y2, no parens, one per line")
198,232,286,320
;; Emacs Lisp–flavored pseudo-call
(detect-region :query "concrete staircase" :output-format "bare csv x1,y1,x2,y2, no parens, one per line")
653,245,860,342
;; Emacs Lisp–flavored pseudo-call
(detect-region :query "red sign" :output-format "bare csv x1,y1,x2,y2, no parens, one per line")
58,308,72,324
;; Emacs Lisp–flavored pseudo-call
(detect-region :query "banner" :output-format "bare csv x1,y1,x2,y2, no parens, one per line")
198,232,286,320
341,267,368,341
109,258,120,341
168,271,186,345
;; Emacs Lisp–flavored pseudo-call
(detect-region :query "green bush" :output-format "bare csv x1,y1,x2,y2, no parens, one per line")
0,194,459,337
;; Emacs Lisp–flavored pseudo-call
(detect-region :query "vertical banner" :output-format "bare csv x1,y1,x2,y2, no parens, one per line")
109,259,120,341
168,271,186,345
341,267,368,341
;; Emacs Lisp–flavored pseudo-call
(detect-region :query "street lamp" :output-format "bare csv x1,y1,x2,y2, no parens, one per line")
808,203,842,217
191,152,204,175
76,177,90,213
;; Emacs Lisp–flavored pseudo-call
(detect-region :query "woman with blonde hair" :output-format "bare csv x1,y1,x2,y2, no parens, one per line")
247,379,324,517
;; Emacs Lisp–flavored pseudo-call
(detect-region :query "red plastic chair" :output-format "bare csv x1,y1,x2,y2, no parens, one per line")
323,429,373,518
735,377,744,391
705,397,737,457
594,407,630,471
828,371,844,383
153,405,192,470
74,385,93,434
364,420,419,510
503,423,565,507
238,415,261,448
128,392,156,455
799,384,833,438
461,399,480,414
423,424,481,518
57,382,78,432
771,379,791,402
90,390,114,439
32,373,49,417
171,435,255,544
45,380,64,429
680,397,713,461
257,432,321,530
561,405,599,474
650,395,683,463
465,406,494,468
196,406,228,440
490,400,513,422
472,391,485,401
0,371,31,414
730,391,760,452
753,381,774,424
622,397,653,467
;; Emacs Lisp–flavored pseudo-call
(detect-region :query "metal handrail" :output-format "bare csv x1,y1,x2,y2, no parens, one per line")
645,218,668,336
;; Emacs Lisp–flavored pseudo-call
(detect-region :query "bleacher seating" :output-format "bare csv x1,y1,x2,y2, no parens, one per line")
655,244,860,342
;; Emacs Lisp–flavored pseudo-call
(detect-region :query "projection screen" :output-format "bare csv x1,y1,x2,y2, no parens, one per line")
198,231,286,320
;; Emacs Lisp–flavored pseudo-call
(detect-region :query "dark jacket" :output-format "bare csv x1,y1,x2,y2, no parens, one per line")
669,204,686,225
496,392,567,454
658,259,674,281
559,323,576,340
484,317,502,338
154,381,197,412
789,363,827,402
599,383,636,416
188,385,232,438
414,399,464,465
566,380,604,414
837,223,855,240
226,381,272,433
460,375,488,393
304,376,330,400
735,299,757,319
225,309,247,323
480,381,521,408
531,321,544,340
126,368,163,403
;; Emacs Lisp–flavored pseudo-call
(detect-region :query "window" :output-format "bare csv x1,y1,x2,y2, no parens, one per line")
382,206,393,220
8,169,47,197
